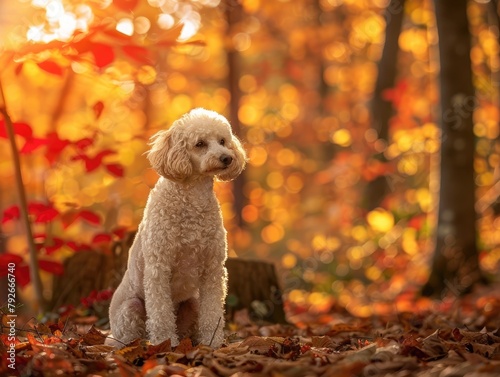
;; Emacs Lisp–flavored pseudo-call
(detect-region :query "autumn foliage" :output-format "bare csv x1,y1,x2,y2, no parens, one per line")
0,0,499,334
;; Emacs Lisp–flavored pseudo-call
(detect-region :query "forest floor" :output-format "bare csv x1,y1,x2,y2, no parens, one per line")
2,285,500,377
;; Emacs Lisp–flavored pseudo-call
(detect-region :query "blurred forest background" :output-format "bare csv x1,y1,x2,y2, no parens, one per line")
0,0,499,318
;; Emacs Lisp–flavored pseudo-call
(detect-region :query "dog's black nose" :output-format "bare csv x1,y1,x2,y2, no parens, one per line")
220,154,233,166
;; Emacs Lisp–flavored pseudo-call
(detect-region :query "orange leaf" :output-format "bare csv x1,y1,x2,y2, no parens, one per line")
122,45,152,65
158,23,184,43
113,0,139,12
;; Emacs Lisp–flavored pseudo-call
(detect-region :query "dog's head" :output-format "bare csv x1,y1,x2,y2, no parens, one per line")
147,108,247,182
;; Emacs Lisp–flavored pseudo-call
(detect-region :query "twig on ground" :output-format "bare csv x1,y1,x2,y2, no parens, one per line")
209,317,222,347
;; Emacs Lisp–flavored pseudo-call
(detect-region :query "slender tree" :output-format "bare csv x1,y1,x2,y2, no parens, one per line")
422,0,485,296
225,0,246,227
365,0,406,210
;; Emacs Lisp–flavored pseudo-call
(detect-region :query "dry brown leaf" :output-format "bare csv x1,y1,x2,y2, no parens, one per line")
326,323,370,336
175,338,193,354
83,344,115,359
146,338,172,356
35,323,52,335
185,366,219,377
81,325,107,346
421,330,448,360
238,336,278,354
114,341,148,363
311,336,335,348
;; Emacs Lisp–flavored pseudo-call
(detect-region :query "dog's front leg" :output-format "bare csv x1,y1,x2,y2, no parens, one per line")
143,264,178,345
198,261,227,347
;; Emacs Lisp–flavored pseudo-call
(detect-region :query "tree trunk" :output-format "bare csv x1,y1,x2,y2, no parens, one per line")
365,0,406,210
422,0,485,297
225,0,246,227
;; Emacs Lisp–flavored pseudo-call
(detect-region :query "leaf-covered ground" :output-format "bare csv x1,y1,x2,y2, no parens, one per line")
2,287,500,377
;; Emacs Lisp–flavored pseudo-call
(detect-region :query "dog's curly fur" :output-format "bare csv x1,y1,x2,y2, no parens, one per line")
107,108,246,348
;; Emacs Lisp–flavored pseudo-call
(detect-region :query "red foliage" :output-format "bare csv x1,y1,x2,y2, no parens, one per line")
78,210,101,225
1,205,20,224
28,202,59,223
92,233,112,244
72,150,115,172
38,260,64,275
105,163,124,177
90,43,115,68
37,60,64,76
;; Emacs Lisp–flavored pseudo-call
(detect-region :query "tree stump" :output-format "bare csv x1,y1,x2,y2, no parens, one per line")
50,234,287,323
226,258,287,324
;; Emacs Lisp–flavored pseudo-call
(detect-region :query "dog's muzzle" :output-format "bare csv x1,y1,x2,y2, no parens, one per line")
220,154,233,167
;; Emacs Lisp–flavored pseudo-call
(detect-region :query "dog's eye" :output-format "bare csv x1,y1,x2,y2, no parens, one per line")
195,141,206,148
220,138,225,146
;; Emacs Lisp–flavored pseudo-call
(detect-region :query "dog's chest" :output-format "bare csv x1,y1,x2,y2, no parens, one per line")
170,251,201,302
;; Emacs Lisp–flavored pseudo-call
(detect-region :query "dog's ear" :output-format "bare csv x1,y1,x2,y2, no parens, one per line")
216,134,247,182
147,127,192,181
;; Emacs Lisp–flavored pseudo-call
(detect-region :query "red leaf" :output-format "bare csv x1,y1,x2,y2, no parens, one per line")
2,205,20,224
60,211,79,229
106,163,124,177
78,210,101,226
74,137,94,151
66,241,79,251
39,260,64,275
67,241,92,252
20,137,47,153
93,101,104,119
15,265,31,288
44,132,71,164
122,45,152,65
37,60,64,76
90,43,115,68
73,150,115,172
44,238,65,255
28,202,59,224
0,121,33,139
112,227,128,239
0,253,24,276
113,0,140,12
92,233,112,244
14,122,33,138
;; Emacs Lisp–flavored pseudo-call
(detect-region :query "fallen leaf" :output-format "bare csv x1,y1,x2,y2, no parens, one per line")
82,325,107,346
175,338,193,354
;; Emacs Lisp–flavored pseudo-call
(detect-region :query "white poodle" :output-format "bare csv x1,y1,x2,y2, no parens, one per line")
107,108,246,348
